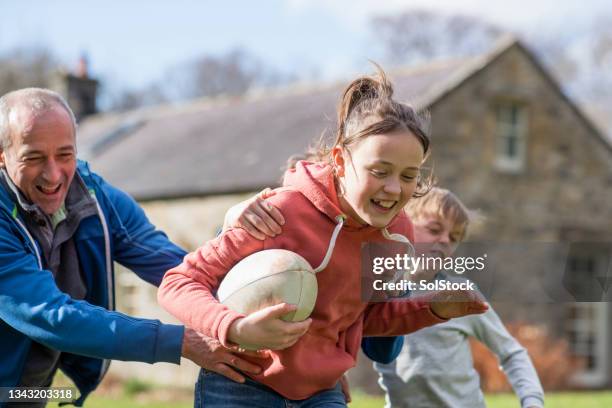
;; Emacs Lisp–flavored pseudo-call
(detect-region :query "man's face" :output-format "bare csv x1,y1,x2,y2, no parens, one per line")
0,105,76,215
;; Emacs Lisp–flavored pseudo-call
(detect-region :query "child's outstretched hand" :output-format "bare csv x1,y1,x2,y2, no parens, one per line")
426,289,489,319
228,303,312,350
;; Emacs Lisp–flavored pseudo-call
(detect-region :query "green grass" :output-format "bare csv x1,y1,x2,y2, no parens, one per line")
50,396,192,408
485,391,612,408
350,391,612,408
47,391,612,407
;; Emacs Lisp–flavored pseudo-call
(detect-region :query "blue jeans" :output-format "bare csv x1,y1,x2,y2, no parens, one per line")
194,369,347,408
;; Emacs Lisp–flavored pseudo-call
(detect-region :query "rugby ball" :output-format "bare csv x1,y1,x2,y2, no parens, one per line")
217,249,318,339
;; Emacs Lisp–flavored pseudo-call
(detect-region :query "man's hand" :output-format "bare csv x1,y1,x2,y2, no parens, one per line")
181,327,263,383
426,289,489,319
223,188,285,240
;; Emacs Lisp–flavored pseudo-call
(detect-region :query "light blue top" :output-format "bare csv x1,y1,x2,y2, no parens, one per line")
374,293,544,408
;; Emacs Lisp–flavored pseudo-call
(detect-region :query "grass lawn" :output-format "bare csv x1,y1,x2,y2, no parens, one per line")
47,391,612,407
349,392,612,408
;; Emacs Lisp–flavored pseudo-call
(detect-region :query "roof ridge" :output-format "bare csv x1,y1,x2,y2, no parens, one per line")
83,36,520,125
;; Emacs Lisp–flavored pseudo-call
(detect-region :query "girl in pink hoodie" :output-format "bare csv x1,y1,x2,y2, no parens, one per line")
158,65,487,408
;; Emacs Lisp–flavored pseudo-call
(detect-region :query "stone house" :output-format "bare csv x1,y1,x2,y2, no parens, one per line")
75,36,612,389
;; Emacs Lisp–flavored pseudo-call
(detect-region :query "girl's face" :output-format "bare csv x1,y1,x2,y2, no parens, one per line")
333,129,424,228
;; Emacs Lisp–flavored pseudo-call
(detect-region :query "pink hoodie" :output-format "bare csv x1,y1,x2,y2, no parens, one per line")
158,161,446,400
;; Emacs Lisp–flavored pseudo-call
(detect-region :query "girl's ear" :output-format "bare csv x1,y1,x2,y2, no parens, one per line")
331,146,346,177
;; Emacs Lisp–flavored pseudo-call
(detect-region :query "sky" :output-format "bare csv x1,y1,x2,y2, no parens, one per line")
1,0,610,108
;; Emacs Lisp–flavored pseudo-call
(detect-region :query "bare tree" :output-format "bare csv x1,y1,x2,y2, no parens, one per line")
369,9,612,138
0,47,58,95
370,10,505,65
165,47,295,100
581,16,612,102
519,14,612,105
105,83,168,112
369,10,612,100
107,47,296,111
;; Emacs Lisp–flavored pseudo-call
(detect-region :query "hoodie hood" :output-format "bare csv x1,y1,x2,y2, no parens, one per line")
282,161,345,222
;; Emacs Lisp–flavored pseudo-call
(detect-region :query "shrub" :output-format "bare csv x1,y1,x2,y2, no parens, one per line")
471,321,584,392
123,378,153,397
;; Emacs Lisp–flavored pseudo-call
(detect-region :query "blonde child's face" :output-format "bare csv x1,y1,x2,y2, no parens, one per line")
409,214,465,281
333,130,424,228
413,214,464,258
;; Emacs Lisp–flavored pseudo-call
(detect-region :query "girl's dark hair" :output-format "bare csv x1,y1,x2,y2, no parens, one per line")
289,63,433,197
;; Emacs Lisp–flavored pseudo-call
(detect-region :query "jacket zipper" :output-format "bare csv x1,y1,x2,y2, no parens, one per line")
92,195,113,382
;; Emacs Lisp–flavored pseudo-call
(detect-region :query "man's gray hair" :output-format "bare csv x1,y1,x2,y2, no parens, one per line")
0,88,77,150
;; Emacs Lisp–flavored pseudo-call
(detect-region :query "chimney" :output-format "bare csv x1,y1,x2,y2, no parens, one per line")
52,53,99,122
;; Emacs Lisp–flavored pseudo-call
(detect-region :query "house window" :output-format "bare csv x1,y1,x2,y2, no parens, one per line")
566,302,608,387
494,103,527,173
564,249,610,387
564,255,598,300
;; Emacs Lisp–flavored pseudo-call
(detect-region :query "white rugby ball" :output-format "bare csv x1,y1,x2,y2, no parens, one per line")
217,249,318,346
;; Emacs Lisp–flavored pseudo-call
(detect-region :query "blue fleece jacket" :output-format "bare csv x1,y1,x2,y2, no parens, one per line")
0,161,187,406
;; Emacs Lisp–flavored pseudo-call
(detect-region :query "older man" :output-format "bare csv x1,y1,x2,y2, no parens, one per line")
0,88,281,407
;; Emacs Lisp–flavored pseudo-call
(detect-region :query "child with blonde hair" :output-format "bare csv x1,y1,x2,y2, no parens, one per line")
158,67,487,407
371,187,544,408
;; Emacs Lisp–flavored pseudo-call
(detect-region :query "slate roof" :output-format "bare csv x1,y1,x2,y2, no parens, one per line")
76,36,609,200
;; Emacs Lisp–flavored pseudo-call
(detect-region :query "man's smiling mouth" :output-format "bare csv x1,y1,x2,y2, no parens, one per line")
37,184,61,195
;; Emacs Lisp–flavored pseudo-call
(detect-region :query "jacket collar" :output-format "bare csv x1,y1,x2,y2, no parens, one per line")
0,168,96,225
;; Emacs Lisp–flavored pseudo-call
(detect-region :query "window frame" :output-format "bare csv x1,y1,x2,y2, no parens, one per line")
493,101,528,173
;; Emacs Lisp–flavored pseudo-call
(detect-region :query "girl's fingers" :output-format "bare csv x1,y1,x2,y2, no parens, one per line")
259,303,297,320
283,318,312,335
241,215,266,240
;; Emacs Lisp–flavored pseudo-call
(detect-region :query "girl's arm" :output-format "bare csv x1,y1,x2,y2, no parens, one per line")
362,296,446,336
471,308,544,408
158,225,310,350
158,228,263,346
362,289,488,336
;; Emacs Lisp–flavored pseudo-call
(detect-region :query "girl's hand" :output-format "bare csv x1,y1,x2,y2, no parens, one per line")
426,289,489,319
223,188,285,240
228,303,312,350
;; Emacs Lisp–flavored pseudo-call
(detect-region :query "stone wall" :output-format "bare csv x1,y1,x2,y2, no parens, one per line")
426,45,612,324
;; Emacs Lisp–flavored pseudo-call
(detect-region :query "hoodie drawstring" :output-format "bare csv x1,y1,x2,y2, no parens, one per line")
314,215,345,273
381,228,416,257
382,228,416,288
312,218,416,275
